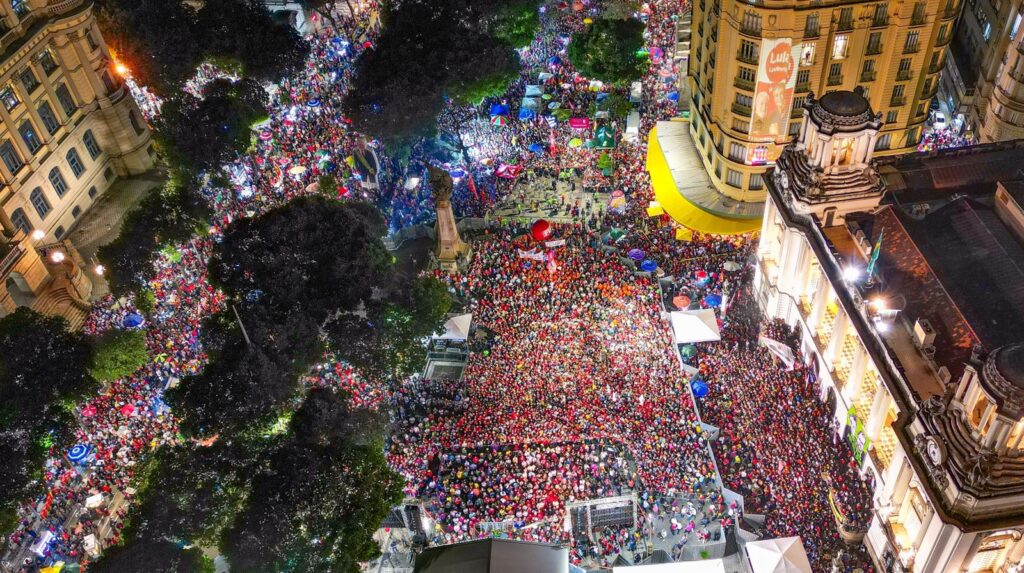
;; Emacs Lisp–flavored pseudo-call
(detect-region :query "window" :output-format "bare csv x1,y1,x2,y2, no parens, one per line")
10,208,30,233
907,127,920,145
37,101,59,135
892,84,905,99
66,148,85,178
55,84,76,117
54,225,65,239
10,0,29,16
797,69,810,86
873,3,889,25
912,1,927,22
866,32,882,54
833,34,850,59
738,67,756,84
886,110,899,123
37,49,58,75
49,167,68,197
863,59,876,74
875,133,892,150
749,173,764,190
0,140,22,173
789,122,801,136
19,68,39,93
71,205,81,218
0,87,20,111
88,186,97,199
726,168,743,188
86,29,99,51
800,43,816,66
804,13,820,36
742,11,762,34
828,63,843,83
735,93,753,108
905,31,920,52
739,40,758,62
129,111,144,135
103,166,114,181
732,118,750,133
83,130,101,159
19,121,41,154
101,71,118,94
30,187,50,219
1012,12,1022,41
917,102,927,116
792,96,807,111
728,141,746,161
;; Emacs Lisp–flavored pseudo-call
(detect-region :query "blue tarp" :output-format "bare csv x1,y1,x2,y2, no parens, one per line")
519,108,536,120
666,91,680,101
528,143,545,152
123,313,144,328
525,85,544,97
521,97,540,110
489,103,510,116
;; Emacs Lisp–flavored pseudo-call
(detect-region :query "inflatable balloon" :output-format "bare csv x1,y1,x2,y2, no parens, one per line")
691,379,710,398
531,219,553,242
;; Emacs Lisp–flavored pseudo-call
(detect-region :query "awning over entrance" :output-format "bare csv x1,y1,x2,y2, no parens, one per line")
646,121,763,236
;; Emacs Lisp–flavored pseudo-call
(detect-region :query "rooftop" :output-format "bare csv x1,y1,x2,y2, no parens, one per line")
414,538,569,573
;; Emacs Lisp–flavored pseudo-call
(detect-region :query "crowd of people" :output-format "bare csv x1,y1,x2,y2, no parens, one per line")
3,0,882,570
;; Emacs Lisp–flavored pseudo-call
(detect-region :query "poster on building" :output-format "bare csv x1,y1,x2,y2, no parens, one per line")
748,38,801,149
844,406,871,465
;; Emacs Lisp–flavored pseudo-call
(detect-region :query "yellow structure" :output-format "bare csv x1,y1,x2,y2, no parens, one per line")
688,0,958,200
0,0,155,323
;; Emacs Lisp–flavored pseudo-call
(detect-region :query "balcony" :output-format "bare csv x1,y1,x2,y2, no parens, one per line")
791,107,804,118
804,26,820,38
734,77,755,91
890,96,906,106
941,5,959,18
827,74,843,86
796,81,810,92
866,44,883,55
837,19,854,31
936,33,951,46
741,24,762,37
47,0,83,15
903,43,920,54
737,50,759,65
860,70,877,82
872,16,889,27
922,83,939,99
897,69,912,81
732,102,752,117
929,59,943,74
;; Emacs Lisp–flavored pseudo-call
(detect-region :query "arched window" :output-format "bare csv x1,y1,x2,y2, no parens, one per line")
66,148,85,178
48,167,67,197
82,129,101,159
10,208,29,233
29,187,50,219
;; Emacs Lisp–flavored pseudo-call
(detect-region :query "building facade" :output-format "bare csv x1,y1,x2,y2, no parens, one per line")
688,0,958,201
943,0,1024,142
0,0,155,321
755,89,1024,573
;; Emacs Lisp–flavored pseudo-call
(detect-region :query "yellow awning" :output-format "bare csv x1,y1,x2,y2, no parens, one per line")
646,126,762,236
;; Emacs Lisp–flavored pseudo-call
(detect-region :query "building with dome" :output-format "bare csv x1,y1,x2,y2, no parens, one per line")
755,87,1024,573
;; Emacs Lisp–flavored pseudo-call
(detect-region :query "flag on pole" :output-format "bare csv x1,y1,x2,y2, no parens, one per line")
866,230,883,277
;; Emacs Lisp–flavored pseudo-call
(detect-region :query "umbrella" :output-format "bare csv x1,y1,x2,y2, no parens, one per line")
680,344,698,357
628,248,645,261
666,91,680,101
518,108,536,120
672,295,691,309
489,103,510,116
122,313,144,328
691,379,710,398
542,93,553,100
640,260,657,272
67,445,90,463
723,261,742,272
695,269,708,282
583,16,593,23
119,404,135,416
528,143,545,153
81,405,97,417
704,294,722,307
288,165,307,175
307,98,321,108
609,228,626,240
548,102,561,109
490,116,507,126
568,137,583,147
259,130,273,141
548,55,561,65
449,168,466,179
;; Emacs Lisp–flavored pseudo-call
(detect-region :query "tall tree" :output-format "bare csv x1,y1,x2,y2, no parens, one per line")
221,389,403,573
155,78,269,173
89,539,214,573
568,18,648,84
196,0,310,84
0,309,94,530
90,329,151,382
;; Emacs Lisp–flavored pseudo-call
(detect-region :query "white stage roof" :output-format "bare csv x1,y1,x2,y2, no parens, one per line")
440,313,472,340
670,309,721,344
745,537,813,573
614,559,726,573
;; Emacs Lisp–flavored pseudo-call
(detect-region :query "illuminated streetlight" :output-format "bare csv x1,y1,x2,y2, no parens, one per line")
50,251,65,263
115,63,129,76
31,229,45,240
870,297,887,311
94,264,105,276
842,266,862,282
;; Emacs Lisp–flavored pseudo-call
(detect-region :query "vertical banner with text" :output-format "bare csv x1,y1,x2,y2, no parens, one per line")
748,38,801,160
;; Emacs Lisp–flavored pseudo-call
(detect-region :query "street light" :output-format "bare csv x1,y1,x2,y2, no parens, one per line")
31,229,45,241
50,251,65,263
94,264,105,276
842,266,861,282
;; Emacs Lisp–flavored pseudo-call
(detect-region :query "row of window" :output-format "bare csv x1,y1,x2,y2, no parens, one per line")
10,166,114,238
0,88,83,175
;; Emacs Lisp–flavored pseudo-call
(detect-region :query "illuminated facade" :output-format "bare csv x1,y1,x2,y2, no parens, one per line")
0,0,155,322
756,89,1024,573
688,0,958,201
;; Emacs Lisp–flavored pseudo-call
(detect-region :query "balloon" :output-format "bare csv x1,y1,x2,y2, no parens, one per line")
531,219,552,242
691,380,710,398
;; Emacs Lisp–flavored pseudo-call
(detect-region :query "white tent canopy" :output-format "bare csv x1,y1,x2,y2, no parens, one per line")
614,560,725,573
440,313,473,340
670,309,721,344
745,537,813,573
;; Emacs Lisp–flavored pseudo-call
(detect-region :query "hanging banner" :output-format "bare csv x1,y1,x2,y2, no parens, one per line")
518,249,545,261
544,239,567,248
749,38,800,146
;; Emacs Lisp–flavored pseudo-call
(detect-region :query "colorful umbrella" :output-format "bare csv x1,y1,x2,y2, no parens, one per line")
691,379,710,398
568,137,583,147
307,98,321,108
528,143,545,153
531,219,553,242
628,248,645,261
680,344,698,358
120,404,135,416
490,116,507,126
122,313,144,328
704,294,722,307
640,260,657,272
673,295,691,309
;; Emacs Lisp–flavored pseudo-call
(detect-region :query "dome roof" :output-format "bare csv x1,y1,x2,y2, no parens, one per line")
994,343,1024,390
818,91,871,117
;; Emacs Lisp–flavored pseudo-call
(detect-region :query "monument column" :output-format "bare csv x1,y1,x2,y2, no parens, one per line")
428,166,470,272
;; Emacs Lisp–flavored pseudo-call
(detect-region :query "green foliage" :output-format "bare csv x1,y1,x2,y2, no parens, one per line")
317,174,339,198
491,0,542,48
602,0,640,19
0,308,94,526
589,92,634,119
155,78,269,173
89,538,214,573
135,288,157,315
597,151,613,170
568,18,648,84
449,69,520,105
97,177,211,298
90,329,151,382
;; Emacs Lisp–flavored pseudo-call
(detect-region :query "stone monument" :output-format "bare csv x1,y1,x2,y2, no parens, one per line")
428,166,470,272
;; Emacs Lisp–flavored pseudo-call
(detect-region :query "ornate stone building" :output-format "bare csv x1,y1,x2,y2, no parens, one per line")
756,88,1024,573
0,0,156,324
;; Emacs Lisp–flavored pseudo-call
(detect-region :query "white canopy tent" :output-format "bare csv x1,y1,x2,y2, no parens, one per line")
614,559,726,573
745,537,813,573
669,309,721,344
440,313,473,340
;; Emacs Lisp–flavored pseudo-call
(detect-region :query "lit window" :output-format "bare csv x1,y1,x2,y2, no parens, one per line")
800,43,816,66
37,49,58,75
833,35,849,59
18,121,41,154
0,87,20,111
10,0,29,17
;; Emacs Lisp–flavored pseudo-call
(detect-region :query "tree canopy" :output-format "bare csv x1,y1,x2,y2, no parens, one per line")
91,329,151,382
344,0,532,143
154,78,269,173
0,308,94,530
195,0,310,84
568,18,648,84
88,539,214,573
